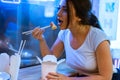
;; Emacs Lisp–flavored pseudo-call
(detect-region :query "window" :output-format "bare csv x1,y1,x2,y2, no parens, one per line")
0,0,60,68
99,0,120,49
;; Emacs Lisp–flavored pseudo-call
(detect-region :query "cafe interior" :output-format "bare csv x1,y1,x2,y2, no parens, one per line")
0,0,120,80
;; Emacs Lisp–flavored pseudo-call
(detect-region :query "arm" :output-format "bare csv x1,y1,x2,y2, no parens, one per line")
39,36,51,57
39,36,64,58
32,27,64,58
51,38,64,58
94,40,113,80
46,40,113,80
70,40,113,80
32,28,50,57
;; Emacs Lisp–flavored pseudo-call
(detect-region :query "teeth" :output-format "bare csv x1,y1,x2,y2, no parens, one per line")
57,18,63,26
58,20,62,24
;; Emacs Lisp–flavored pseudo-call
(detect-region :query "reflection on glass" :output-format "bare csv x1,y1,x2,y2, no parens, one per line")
99,0,120,49
0,0,60,67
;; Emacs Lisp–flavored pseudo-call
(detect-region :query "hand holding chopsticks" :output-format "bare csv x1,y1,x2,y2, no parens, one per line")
22,26,50,35
22,22,57,35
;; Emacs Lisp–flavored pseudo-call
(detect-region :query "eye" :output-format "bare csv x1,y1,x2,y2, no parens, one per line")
56,6,67,13
63,7,67,12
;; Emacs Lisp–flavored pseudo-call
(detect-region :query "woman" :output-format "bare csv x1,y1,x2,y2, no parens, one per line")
32,0,113,80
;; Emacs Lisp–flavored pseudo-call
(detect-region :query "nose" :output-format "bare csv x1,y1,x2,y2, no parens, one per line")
57,9,63,17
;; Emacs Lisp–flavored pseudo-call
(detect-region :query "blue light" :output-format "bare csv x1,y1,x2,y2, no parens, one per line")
1,0,21,4
40,0,55,1
28,0,55,2
27,0,55,5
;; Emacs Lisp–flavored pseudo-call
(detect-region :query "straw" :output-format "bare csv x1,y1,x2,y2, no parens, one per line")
22,25,50,35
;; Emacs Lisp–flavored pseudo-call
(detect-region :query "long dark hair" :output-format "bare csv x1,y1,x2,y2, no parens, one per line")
66,0,102,30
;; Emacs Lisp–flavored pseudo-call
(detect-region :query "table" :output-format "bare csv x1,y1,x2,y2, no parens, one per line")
18,59,77,80
18,65,41,80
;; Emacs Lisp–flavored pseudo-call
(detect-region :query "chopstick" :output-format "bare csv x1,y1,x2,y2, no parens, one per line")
18,40,26,55
22,25,50,35
36,56,42,64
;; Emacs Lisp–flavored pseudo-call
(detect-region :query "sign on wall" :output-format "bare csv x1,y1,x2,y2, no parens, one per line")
1,0,21,4
99,0,120,48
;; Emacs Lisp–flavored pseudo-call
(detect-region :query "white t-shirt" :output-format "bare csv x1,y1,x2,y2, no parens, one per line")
58,26,108,74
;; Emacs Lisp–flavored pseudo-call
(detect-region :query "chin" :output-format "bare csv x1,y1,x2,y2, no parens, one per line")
59,25,68,30
60,28,68,30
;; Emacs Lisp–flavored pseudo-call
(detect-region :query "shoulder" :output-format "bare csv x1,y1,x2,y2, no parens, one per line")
58,29,70,35
58,29,70,40
89,26,109,50
91,27,104,34
90,27,107,39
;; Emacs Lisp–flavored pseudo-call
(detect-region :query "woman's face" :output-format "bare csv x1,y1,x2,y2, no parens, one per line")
57,0,81,30
57,0,68,29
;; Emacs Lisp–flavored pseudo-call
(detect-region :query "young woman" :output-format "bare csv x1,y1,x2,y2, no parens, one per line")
32,0,113,80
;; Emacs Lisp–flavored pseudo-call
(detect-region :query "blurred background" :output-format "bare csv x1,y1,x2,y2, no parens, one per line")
0,0,120,69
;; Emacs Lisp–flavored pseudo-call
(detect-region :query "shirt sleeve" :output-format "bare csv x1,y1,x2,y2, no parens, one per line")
58,30,66,41
92,29,109,51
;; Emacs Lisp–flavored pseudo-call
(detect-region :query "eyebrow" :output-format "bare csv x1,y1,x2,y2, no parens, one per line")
62,6,67,8
58,5,67,8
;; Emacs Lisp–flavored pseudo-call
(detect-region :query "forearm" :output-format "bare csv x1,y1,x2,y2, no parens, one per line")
67,75,109,80
39,37,52,57
32,28,54,57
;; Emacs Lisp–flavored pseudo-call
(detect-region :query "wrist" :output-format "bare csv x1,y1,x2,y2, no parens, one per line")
38,35,45,41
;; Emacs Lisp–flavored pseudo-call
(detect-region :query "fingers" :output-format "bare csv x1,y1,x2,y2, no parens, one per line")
32,27,43,35
46,72,62,80
32,27,45,40
46,72,57,79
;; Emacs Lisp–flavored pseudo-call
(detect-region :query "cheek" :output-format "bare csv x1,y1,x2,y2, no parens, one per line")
59,13,68,29
63,16,68,28
63,15,67,23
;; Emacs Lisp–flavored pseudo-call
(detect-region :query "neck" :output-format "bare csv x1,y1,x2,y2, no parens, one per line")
69,25,90,38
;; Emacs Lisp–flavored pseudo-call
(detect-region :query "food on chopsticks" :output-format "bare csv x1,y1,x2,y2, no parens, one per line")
50,22,57,30
22,22,57,35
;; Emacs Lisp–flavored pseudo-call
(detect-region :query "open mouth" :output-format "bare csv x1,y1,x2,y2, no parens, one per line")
58,19,63,26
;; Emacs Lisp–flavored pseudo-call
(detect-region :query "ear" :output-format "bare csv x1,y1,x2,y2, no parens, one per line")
76,17,81,22
78,18,81,22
